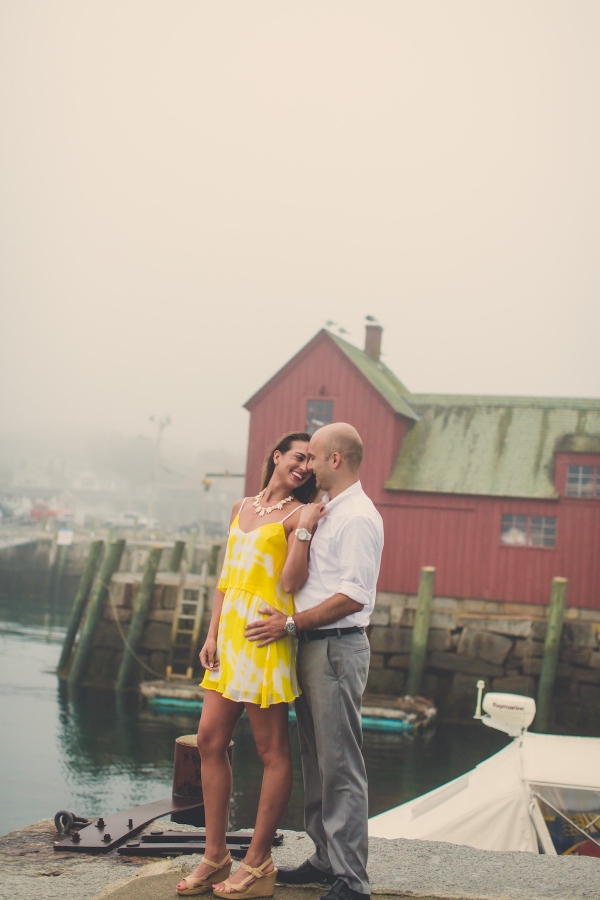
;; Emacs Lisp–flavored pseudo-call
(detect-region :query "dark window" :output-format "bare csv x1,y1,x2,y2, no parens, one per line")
501,514,557,548
566,465,595,498
306,400,334,435
529,516,557,548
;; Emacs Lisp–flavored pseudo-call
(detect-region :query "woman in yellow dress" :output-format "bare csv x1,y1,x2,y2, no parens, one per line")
176,432,324,899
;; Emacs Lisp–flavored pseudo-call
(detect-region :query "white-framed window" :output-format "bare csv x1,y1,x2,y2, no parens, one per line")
566,465,599,498
529,516,557,548
306,400,334,436
501,513,557,548
500,514,527,546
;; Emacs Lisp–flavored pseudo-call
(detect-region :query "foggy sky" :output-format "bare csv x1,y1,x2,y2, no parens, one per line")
1,1,599,455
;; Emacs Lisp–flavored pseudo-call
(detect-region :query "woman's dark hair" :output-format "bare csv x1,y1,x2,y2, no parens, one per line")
259,431,317,503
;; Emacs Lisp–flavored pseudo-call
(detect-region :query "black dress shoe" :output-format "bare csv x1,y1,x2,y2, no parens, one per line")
276,860,336,885
319,878,370,900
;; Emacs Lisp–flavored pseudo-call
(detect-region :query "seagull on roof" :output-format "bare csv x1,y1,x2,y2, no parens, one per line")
337,327,350,335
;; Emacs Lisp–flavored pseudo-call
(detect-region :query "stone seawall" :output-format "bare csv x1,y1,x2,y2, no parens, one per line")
77,544,226,688
366,593,600,729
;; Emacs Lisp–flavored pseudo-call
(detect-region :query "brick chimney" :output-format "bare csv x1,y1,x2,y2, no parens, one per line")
365,323,382,362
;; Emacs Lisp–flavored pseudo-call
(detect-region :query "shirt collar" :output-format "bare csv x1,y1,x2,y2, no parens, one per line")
323,480,362,511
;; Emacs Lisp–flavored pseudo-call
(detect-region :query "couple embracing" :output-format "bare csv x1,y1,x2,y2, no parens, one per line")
176,423,384,900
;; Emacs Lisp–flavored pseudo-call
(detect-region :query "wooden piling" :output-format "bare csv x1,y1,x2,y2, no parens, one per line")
186,530,197,573
43,526,59,598
207,542,221,576
52,544,69,599
57,539,104,675
406,566,436,698
68,539,126,687
115,546,163,690
168,540,186,573
535,577,568,733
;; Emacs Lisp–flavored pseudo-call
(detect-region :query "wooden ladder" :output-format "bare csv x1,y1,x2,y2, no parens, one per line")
166,563,207,680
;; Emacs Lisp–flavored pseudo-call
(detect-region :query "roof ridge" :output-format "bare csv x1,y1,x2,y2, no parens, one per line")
410,393,600,409
325,330,412,393
325,330,419,421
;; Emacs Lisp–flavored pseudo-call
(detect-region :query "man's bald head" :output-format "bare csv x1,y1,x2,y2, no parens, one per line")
310,423,364,474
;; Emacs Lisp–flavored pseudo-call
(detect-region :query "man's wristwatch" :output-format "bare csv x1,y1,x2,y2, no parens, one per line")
285,616,297,637
295,527,311,542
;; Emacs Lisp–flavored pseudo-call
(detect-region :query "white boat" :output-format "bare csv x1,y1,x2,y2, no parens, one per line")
368,682,600,856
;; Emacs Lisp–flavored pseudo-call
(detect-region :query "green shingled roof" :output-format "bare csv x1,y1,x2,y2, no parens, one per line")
385,395,600,499
327,332,419,422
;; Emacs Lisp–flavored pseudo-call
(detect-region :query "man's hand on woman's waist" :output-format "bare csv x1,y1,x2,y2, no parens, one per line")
245,607,287,646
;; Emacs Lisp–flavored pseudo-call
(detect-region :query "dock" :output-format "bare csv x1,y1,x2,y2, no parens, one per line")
0,525,49,551
2,820,598,900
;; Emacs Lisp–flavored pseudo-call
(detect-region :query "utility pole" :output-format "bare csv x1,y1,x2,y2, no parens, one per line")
147,415,171,523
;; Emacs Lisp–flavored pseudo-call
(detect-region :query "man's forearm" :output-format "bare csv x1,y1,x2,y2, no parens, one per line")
294,593,363,631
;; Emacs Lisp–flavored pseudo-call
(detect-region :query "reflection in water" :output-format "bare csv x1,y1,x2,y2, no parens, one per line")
56,685,184,812
0,576,510,836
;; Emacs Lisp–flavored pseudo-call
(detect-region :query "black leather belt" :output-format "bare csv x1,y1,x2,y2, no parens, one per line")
298,626,365,642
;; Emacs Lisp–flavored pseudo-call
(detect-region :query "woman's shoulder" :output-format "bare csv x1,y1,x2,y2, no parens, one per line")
229,497,245,525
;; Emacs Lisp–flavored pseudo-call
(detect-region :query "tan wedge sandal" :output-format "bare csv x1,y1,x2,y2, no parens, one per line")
176,852,233,895
212,856,277,899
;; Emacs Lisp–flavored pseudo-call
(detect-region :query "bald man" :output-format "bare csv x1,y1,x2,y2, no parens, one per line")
246,424,384,900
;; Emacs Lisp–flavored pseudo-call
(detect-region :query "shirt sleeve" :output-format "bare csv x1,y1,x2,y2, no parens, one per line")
336,515,382,606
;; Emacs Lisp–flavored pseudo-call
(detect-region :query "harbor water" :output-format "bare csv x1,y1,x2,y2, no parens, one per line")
0,580,509,837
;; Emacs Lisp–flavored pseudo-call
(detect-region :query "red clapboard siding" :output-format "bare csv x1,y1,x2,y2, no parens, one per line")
378,492,600,608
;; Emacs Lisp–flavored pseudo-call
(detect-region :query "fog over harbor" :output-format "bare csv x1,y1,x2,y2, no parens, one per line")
1,1,600,484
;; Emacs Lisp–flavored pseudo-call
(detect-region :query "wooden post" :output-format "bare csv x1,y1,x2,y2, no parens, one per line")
186,530,197,574
115,546,163,690
68,540,126,687
535,577,568,733
52,544,69,599
406,566,436,698
168,540,186,573
44,526,59,598
57,539,104,675
207,542,220,576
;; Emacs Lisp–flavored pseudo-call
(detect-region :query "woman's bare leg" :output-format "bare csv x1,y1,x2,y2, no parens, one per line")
177,689,243,889
213,702,292,889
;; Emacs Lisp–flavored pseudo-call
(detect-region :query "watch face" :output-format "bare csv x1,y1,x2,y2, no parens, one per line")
296,528,311,541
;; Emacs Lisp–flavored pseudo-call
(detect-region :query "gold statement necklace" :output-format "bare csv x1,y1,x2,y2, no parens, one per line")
252,488,294,517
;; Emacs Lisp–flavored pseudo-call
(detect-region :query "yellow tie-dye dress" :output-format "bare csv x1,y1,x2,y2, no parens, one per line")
200,512,300,707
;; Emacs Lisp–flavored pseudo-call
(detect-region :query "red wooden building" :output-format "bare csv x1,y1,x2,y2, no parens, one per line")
244,326,600,609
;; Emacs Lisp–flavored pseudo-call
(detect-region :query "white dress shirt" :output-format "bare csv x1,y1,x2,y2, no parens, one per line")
294,480,384,629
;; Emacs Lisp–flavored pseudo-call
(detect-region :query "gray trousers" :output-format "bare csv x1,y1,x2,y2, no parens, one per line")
295,631,371,894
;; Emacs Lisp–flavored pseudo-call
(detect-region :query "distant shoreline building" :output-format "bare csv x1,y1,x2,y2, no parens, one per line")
244,325,600,609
